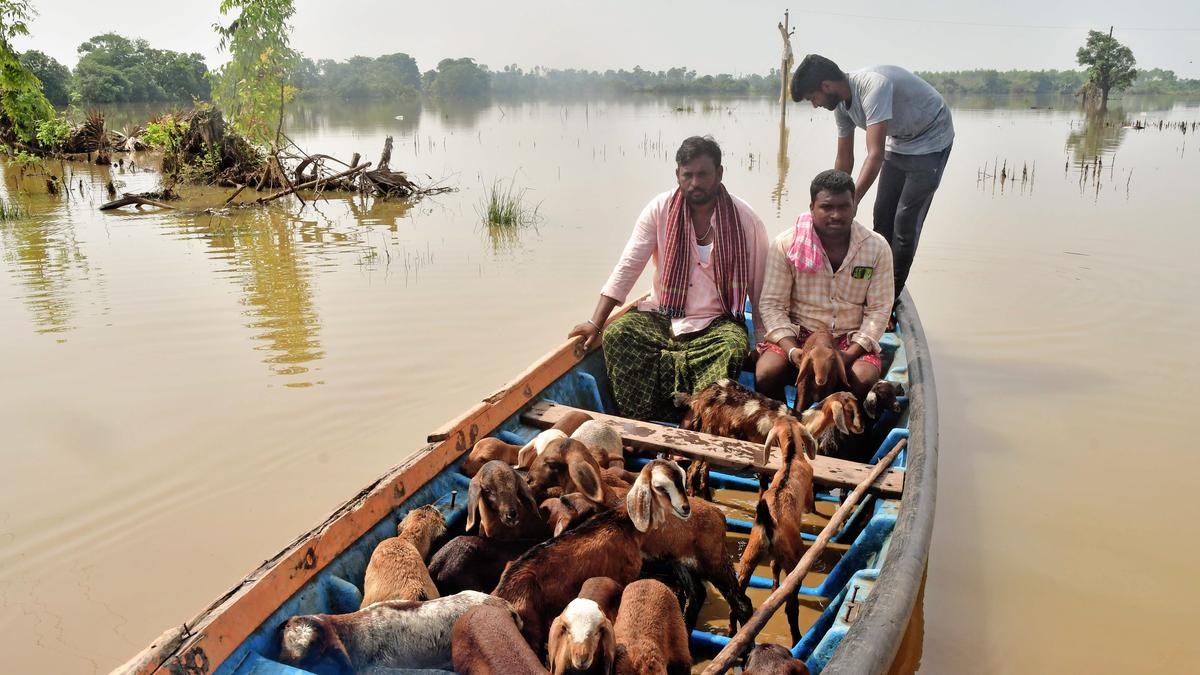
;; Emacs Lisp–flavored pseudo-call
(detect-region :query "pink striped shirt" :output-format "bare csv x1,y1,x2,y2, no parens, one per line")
600,190,769,342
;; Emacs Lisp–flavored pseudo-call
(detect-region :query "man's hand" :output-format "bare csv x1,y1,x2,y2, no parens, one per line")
839,342,866,367
787,346,805,370
569,321,601,351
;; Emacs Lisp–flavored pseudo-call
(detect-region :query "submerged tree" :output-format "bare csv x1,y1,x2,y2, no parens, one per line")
1076,29,1136,108
0,0,54,143
211,0,298,145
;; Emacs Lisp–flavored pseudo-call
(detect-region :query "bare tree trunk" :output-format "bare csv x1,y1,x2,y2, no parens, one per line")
777,11,795,106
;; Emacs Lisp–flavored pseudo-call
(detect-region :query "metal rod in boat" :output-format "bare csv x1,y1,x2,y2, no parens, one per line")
701,439,908,674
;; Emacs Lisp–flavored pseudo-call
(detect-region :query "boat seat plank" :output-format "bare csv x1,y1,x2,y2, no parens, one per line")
521,401,904,498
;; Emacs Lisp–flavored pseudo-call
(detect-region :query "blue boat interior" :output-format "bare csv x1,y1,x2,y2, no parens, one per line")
214,310,912,675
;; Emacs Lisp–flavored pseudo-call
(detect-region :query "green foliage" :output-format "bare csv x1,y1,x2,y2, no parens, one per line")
295,53,421,100
34,112,70,149
143,114,185,150
18,50,69,105
1076,30,1137,104
487,64,779,96
0,1,54,143
478,177,539,227
73,33,210,103
423,58,491,98
212,0,298,146
917,70,1086,96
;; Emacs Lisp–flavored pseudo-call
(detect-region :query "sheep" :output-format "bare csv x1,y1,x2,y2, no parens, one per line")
277,590,512,672
526,437,614,506
734,418,819,644
612,579,692,675
793,329,850,412
428,534,540,595
462,413,593,477
547,596,616,675
451,604,548,675
799,390,866,457
360,505,446,607
570,419,626,469
540,493,603,537
467,460,549,540
493,459,691,653
864,379,904,420
743,643,811,675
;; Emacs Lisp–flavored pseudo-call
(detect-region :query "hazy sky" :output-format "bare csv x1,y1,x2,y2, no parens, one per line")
17,0,1200,78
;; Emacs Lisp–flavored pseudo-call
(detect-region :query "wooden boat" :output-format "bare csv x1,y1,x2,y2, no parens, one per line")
116,291,937,675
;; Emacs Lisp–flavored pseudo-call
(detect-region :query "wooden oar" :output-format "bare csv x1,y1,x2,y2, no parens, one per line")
701,438,909,675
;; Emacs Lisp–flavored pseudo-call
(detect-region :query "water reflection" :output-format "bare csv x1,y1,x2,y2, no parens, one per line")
0,170,89,337
1065,105,1129,163
178,209,327,384
772,110,790,216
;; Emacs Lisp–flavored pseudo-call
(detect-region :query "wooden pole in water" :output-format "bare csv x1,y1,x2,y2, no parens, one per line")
701,439,909,675
778,11,795,106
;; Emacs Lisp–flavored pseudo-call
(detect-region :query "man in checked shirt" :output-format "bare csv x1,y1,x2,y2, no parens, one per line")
754,170,894,403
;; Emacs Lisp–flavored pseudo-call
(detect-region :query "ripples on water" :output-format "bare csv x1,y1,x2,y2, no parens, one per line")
1,94,1198,673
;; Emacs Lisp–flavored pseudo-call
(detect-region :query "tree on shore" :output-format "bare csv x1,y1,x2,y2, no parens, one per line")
18,49,68,105
1076,29,1136,108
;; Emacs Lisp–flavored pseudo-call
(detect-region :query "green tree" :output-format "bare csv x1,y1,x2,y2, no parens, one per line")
1076,29,1136,108
0,0,54,142
19,49,69,105
422,58,490,98
212,0,298,145
74,33,209,103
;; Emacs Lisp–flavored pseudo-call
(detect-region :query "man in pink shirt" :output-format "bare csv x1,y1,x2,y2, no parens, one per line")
569,136,769,421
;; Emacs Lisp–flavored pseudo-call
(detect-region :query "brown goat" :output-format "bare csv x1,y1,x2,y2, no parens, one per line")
744,643,810,675
734,418,819,643
864,379,904,419
612,579,692,675
493,459,691,653
794,329,850,412
547,595,616,675
526,437,614,506
467,460,548,540
360,505,446,607
540,493,603,537
461,412,595,477
570,419,626,469
451,604,548,675
577,577,623,623
801,390,866,456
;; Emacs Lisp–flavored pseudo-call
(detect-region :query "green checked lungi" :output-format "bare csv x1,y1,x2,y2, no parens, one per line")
602,310,749,421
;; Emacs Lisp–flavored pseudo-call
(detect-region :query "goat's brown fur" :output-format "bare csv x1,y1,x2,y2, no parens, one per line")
451,605,547,675
540,493,603,537
526,438,614,506
467,460,547,540
462,437,523,478
744,643,810,675
612,579,692,675
734,419,818,643
794,330,850,412
360,505,445,607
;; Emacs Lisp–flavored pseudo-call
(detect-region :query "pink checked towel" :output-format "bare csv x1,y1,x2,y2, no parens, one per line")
787,212,824,273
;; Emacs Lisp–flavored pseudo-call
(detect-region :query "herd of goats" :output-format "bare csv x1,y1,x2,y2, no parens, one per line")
274,330,904,674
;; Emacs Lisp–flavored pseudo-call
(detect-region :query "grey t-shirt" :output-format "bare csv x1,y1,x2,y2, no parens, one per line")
834,65,954,156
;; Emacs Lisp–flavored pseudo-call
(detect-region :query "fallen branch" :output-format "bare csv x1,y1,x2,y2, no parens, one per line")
100,193,177,211
255,162,372,205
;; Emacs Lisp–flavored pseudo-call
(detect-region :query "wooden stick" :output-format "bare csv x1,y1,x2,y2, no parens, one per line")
701,438,909,675
99,194,176,211
222,184,247,207
255,162,371,205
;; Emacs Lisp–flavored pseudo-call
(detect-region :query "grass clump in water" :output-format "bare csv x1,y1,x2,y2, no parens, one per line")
479,177,540,227
0,197,28,221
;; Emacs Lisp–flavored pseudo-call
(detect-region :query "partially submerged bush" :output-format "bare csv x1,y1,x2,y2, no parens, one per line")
479,177,540,227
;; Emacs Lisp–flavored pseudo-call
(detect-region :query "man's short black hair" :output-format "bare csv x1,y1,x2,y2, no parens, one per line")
675,135,722,168
810,169,855,202
791,54,845,102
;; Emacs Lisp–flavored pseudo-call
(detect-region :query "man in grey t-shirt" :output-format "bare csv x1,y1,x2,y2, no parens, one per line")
790,54,953,301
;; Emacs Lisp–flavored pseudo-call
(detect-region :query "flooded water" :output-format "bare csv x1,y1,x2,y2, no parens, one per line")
2,93,1198,673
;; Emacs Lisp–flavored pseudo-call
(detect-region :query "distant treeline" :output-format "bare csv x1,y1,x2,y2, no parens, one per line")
19,33,1200,105
916,68,1200,96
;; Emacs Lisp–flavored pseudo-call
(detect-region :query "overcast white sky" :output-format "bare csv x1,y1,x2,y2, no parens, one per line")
16,0,1200,78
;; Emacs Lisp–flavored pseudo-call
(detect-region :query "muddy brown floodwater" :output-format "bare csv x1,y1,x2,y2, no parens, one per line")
2,94,1198,673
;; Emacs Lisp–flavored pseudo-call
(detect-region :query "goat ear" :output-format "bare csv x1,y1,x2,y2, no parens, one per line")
321,620,354,673
800,425,818,461
626,475,655,532
516,474,540,515
553,516,569,537
465,478,481,534
568,458,605,504
598,618,617,675
760,427,777,466
864,388,879,418
546,616,566,673
831,399,849,435
515,438,538,469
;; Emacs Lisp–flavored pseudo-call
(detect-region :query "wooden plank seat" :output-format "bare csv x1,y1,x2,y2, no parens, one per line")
521,401,904,498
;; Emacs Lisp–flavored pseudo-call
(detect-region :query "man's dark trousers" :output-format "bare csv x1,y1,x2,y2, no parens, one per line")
872,145,951,297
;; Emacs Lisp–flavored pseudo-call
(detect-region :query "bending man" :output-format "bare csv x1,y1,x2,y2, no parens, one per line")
756,170,893,403
569,136,768,421
791,54,952,298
